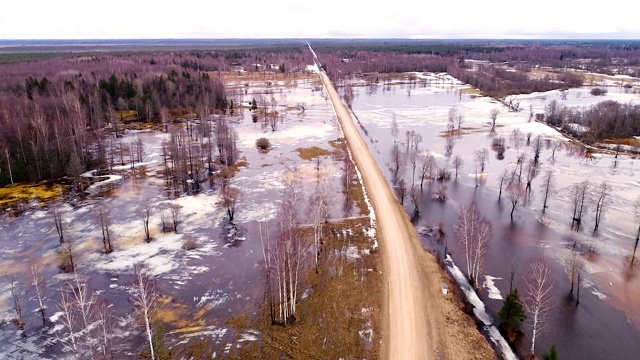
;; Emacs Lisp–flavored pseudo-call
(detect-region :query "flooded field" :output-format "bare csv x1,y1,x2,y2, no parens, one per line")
348,74,640,359
0,75,376,358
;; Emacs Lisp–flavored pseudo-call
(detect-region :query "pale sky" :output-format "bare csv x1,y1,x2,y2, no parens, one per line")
1,0,639,39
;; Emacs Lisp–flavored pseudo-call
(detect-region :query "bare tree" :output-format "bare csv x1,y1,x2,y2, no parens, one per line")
29,263,47,325
60,238,76,272
390,142,404,186
390,113,399,138
507,184,526,221
409,186,421,219
409,151,418,185
170,203,182,234
142,202,152,242
95,300,115,359
474,148,489,187
510,128,525,153
99,206,113,254
434,184,448,202
540,170,555,214
567,243,584,295
55,290,79,356
593,182,610,232
571,181,589,231
6,274,26,329
525,161,538,193
525,260,555,354
498,169,509,201
69,273,97,357
419,152,436,189
548,140,562,163
532,135,543,165
130,265,158,360
309,179,330,274
53,206,65,244
222,186,241,222
490,108,500,132
396,178,407,205
452,155,463,180
456,204,491,287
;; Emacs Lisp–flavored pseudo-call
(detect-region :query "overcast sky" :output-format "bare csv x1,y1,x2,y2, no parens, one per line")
1,0,639,39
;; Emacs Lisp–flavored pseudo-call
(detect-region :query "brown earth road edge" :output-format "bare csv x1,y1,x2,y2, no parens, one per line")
317,70,445,359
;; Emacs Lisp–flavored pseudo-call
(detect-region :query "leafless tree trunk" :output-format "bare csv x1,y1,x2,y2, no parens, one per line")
455,204,491,288
53,206,65,244
29,264,47,325
95,300,115,359
170,204,182,234
60,238,76,272
568,243,584,295
593,182,610,232
508,184,526,221
390,142,403,186
409,151,418,185
510,128,524,153
532,135,543,165
222,186,241,222
452,155,463,180
490,108,500,132
70,273,97,357
418,153,435,189
498,169,509,201
142,202,152,242
632,198,640,266
55,290,79,356
571,181,589,231
525,260,555,354
6,274,26,329
541,170,555,214
525,161,538,194
409,186,421,219
396,178,407,205
309,179,330,274
130,265,158,360
474,148,489,174
99,206,113,254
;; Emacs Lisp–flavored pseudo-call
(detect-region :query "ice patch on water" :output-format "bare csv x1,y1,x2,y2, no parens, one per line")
483,275,504,300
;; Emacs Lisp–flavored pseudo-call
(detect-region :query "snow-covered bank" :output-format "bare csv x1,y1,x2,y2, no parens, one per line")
445,255,518,360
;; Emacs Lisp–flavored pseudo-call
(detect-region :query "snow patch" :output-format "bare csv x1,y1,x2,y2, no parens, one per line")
483,275,504,300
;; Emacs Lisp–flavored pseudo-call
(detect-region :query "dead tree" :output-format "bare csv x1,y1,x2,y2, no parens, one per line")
571,181,589,231
419,153,436,189
525,260,555,354
142,202,152,242
540,170,555,214
456,204,491,287
568,243,584,295
452,155,463,180
525,161,538,194
29,264,47,325
508,184,526,221
593,182,610,232
95,300,115,359
6,274,26,329
99,206,113,254
130,265,158,360
60,238,76,272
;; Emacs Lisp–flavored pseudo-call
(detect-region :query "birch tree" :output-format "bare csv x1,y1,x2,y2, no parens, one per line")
130,265,158,360
455,204,491,287
29,263,47,325
55,290,79,356
419,152,436,189
6,274,26,329
540,170,555,214
309,179,330,274
69,273,97,357
525,260,555,354
593,182,610,232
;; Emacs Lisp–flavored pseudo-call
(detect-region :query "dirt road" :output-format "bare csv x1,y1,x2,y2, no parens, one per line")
317,70,443,359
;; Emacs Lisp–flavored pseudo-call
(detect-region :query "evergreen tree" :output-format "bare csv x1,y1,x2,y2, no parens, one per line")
498,287,526,341
542,345,558,360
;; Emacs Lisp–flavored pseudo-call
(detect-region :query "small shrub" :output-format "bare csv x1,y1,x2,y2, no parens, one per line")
256,137,271,151
590,87,607,96
437,168,451,181
183,236,197,251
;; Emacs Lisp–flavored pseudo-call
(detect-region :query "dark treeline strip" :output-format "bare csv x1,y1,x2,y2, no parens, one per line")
544,100,640,143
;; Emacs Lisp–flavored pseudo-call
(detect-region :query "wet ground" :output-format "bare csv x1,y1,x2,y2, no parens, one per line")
0,76,361,358
348,75,640,359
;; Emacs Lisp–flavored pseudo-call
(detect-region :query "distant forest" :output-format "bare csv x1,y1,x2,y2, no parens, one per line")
1,40,639,185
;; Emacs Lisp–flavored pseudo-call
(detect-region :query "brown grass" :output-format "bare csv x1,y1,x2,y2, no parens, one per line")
295,146,333,161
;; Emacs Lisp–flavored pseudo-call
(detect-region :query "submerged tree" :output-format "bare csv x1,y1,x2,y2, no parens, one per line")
593,182,610,232
507,184,526,221
571,181,589,231
455,204,491,287
540,170,555,214
452,155,463,180
29,263,47,325
130,265,159,360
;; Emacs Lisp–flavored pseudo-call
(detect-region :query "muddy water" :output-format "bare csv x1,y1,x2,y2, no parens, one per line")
0,77,354,358
349,80,640,359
